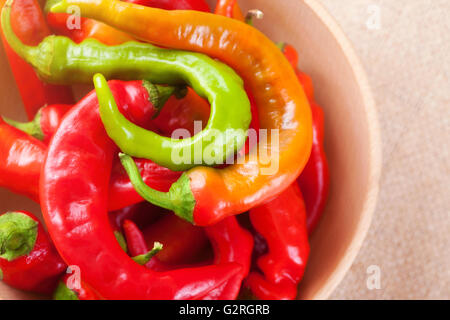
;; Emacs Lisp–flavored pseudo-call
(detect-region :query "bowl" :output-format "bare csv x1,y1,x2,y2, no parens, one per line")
0,0,381,300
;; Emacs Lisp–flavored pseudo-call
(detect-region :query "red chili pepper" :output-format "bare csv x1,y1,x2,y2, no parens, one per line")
108,156,182,212
296,70,314,102
127,0,210,11
0,118,45,202
0,210,66,294
298,101,330,234
203,217,253,300
279,42,329,234
214,0,244,21
214,0,236,17
40,76,242,299
0,0,73,119
244,184,310,300
3,104,72,144
153,87,210,136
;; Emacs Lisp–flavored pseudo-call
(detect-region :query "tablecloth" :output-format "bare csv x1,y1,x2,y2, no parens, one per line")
320,0,450,300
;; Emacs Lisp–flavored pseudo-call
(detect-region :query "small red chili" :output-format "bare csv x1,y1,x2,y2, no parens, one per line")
0,210,66,294
244,184,310,300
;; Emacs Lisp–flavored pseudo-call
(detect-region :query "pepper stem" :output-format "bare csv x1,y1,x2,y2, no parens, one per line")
245,9,264,26
142,82,187,119
119,153,195,224
53,281,79,300
132,242,163,265
0,212,38,262
119,153,175,211
1,0,39,63
3,109,44,141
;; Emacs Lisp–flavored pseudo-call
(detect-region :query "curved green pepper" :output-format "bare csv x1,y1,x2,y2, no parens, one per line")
1,1,251,171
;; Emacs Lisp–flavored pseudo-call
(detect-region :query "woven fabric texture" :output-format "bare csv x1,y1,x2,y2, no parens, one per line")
320,0,450,299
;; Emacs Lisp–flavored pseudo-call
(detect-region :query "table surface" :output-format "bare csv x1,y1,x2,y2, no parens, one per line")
319,0,449,299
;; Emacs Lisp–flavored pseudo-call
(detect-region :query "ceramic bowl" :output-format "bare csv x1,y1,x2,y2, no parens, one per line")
0,0,381,299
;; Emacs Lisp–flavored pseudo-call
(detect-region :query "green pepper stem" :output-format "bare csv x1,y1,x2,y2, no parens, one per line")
53,281,79,300
118,153,175,211
1,0,39,63
0,212,38,262
142,82,187,119
3,110,44,141
114,231,128,253
132,242,163,265
118,153,196,223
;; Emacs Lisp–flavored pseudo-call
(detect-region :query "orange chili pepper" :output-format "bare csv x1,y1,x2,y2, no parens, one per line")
51,0,313,226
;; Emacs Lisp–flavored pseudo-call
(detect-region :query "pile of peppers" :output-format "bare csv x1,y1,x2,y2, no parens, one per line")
0,0,329,300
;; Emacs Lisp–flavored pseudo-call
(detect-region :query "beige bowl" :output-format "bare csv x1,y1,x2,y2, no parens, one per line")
0,0,381,300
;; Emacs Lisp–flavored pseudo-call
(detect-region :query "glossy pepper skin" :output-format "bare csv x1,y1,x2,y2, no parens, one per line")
0,211,66,294
0,80,181,211
153,87,210,137
280,42,330,234
4,104,72,144
214,0,244,21
2,6,251,172
0,117,45,202
0,0,73,119
63,0,313,226
45,0,210,45
204,217,253,300
40,76,242,300
244,184,310,300
298,102,330,234
128,0,210,11
125,216,253,300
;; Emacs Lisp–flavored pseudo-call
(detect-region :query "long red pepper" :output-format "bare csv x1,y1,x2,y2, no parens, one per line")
0,211,66,294
279,42,329,234
0,0,73,119
298,101,329,234
40,76,242,299
244,184,310,300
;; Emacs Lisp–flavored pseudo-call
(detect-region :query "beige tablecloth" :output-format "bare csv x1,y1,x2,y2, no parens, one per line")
318,0,449,299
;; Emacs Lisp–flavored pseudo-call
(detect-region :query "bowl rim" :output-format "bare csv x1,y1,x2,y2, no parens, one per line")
0,0,382,300
304,0,382,299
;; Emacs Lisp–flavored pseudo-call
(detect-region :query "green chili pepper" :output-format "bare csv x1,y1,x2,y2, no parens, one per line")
1,2,251,171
